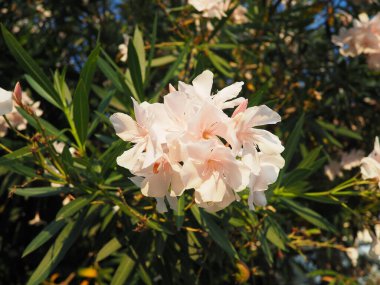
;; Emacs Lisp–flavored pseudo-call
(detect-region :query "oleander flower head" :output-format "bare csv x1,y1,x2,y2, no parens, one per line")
0,84,43,137
189,0,231,20
333,12,380,60
111,70,284,212
360,136,380,187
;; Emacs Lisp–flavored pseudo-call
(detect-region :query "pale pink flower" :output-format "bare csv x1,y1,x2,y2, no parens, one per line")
118,34,129,63
246,153,285,210
333,13,380,61
134,154,184,198
189,0,231,20
177,70,245,110
130,154,183,213
0,87,13,116
155,195,178,213
111,99,164,171
231,5,248,25
340,149,365,170
0,91,43,137
324,160,343,181
232,102,284,155
361,137,380,187
53,141,76,156
346,247,359,266
181,143,250,207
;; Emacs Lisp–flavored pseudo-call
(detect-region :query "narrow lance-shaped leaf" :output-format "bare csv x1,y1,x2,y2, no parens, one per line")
191,206,239,259
1,24,61,108
151,43,190,102
133,26,146,82
73,45,100,145
127,41,144,100
22,219,67,258
26,211,87,285
15,187,70,198
280,198,337,233
56,195,93,220
96,237,122,262
276,113,305,186
110,254,136,285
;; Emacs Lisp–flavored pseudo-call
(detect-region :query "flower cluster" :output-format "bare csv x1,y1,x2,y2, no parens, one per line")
111,70,284,212
189,0,231,20
332,13,380,70
361,137,380,188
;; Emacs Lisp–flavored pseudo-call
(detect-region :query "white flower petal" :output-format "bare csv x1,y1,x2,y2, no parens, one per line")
0,88,13,116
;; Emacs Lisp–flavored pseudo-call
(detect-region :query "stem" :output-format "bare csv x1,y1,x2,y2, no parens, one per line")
0,142,12,153
3,115,29,140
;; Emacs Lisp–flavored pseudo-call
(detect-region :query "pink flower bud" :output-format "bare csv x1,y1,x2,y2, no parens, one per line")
13,82,22,105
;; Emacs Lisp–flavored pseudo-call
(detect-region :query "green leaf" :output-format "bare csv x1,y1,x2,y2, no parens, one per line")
151,43,190,102
151,55,177,67
17,108,70,142
280,198,337,233
145,13,157,86
1,24,60,107
88,92,113,137
258,229,273,265
100,140,128,176
96,237,122,262
207,49,234,78
22,219,66,257
191,206,238,259
53,70,72,106
24,74,61,108
133,26,146,82
98,57,125,93
282,113,305,172
111,254,136,285
15,187,70,197
26,212,86,285
113,199,174,234
56,196,93,220
0,157,38,177
98,53,137,105
297,146,323,169
265,217,288,251
127,41,144,100
73,45,100,144
175,195,185,230
249,83,269,106
316,119,362,140
0,146,33,163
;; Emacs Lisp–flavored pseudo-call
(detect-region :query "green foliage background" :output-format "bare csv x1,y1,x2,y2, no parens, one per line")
0,0,380,284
